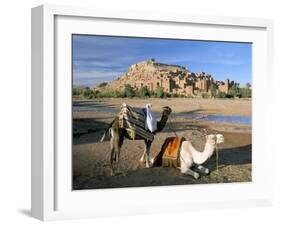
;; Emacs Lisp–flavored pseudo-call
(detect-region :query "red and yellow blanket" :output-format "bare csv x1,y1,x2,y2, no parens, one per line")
153,136,185,168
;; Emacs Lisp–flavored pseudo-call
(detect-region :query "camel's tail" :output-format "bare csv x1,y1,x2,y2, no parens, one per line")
100,128,111,142
100,117,118,142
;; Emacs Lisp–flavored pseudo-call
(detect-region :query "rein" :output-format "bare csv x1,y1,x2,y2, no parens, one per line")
167,114,179,137
215,145,219,171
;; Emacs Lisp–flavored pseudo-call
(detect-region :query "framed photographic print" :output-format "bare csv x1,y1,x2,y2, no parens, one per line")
31,4,274,221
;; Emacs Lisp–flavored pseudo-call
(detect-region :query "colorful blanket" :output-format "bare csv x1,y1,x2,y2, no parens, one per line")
119,103,154,141
153,136,185,168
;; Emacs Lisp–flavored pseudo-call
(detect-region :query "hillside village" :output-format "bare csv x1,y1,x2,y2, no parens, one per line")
96,59,237,97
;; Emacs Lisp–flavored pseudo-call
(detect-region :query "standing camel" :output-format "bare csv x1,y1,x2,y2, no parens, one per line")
101,106,172,175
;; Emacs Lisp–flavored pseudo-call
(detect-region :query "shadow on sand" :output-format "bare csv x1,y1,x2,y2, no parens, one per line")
205,144,252,170
73,143,251,190
73,117,113,144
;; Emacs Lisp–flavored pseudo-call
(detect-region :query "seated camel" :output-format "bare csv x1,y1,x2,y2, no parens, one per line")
152,134,224,179
178,134,224,179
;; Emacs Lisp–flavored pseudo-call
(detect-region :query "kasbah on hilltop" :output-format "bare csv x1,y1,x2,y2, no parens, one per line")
97,59,240,97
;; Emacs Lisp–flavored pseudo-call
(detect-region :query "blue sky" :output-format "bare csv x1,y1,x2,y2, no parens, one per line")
72,35,252,87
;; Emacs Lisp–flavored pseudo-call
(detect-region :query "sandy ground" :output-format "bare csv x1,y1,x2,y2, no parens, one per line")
72,98,252,190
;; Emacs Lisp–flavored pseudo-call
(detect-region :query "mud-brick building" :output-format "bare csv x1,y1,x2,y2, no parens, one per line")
217,79,234,93
105,59,235,97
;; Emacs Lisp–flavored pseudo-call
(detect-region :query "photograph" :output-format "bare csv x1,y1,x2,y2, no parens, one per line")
72,34,252,190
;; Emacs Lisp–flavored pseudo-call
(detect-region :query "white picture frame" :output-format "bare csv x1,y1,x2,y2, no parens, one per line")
31,4,274,221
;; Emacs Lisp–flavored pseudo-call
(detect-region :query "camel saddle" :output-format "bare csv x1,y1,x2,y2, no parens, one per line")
119,103,154,141
153,136,185,168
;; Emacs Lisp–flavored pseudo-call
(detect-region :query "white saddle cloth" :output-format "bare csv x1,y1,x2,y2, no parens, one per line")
145,103,157,133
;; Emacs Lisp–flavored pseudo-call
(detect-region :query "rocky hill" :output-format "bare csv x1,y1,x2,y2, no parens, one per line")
95,59,232,96
96,59,188,89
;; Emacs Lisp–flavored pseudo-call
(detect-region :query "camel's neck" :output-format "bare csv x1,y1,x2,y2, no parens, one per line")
191,142,216,165
156,113,169,132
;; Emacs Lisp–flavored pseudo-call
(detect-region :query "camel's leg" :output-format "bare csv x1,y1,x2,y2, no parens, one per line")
139,140,146,163
182,168,200,179
144,140,153,168
193,164,209,175
109,128,120,176
109,136,116,176
116,131,124,163
140,140,153,166
139,150,146,163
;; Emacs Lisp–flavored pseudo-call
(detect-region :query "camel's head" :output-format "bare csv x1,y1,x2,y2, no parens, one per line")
206,134,224,145
162,106,172,116
216,134,224,144
146,103,153,110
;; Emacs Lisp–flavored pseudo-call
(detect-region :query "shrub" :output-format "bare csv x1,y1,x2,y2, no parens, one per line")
155,86,165,98
170,93,179,98
240,87,251,98
73,86,98,99
137,86,150,98
124,84,135,98
112,90,125,98
229,83,241,97
165,93,171,98
149,91,157,98
96,82,108,88
210,84,217,97
216,91,227,98
201,92,209,98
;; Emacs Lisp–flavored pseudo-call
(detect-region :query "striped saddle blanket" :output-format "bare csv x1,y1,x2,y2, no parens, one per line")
119,103,154,141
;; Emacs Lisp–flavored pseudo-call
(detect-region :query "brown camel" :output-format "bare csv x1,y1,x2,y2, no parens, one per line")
101,106,172,175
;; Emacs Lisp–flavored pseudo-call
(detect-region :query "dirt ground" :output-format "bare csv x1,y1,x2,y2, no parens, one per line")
72,98,252,190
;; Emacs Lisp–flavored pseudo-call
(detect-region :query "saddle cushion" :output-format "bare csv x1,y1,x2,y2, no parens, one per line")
153,136,185,168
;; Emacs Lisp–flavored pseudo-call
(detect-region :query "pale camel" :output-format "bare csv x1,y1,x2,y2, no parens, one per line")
177,134,224,179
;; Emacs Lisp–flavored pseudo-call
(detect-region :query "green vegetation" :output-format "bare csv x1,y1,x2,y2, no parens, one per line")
201,92,208,99
73,86,96,99
96,82,108,88
228,83,241,98
240,87,252,98
210,84,217,97
124,84,135,97
136,85,150,98
170,93,179,98
155,86,165,98
216,91,227,98
240,83,252,98
73,82,252,99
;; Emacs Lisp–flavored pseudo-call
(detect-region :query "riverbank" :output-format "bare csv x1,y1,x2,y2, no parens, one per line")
73,97,251,116
73,98,252,189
